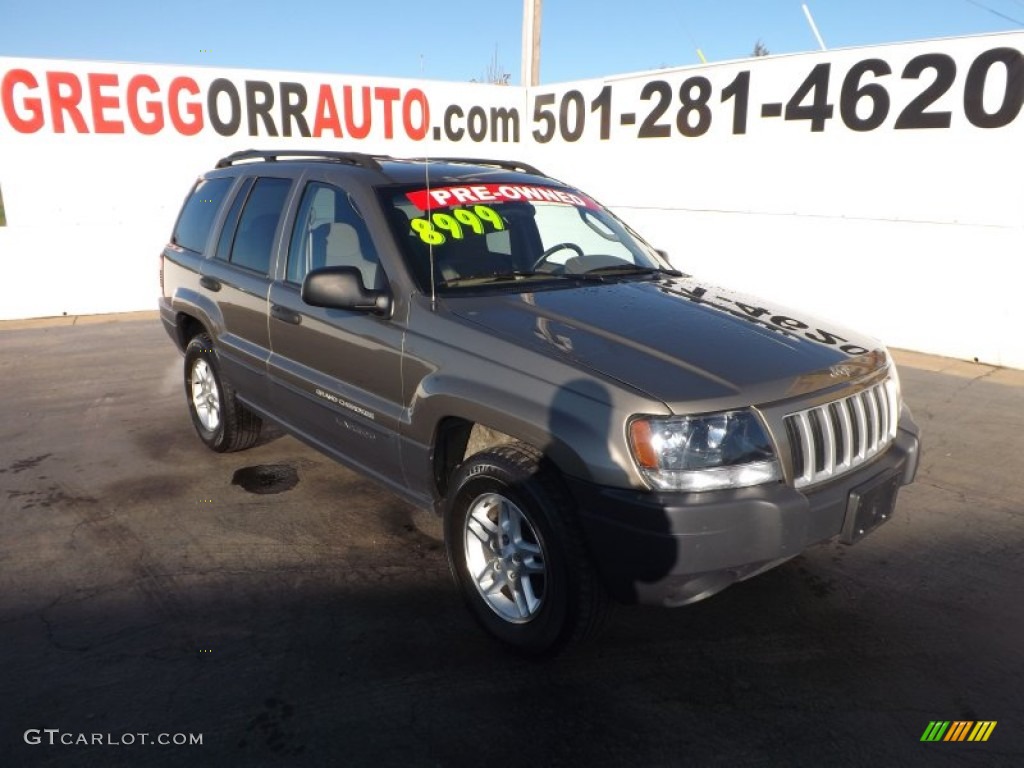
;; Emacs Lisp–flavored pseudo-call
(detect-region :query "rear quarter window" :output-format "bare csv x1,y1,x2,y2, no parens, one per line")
171,177,234,253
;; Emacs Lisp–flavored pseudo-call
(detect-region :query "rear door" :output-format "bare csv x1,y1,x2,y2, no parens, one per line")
267,177,405,487
201,175,294,410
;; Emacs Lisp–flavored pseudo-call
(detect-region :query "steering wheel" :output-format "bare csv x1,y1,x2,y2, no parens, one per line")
533,242,584,271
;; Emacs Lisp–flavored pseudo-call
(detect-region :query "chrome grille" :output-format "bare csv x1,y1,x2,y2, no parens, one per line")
785,378,899,489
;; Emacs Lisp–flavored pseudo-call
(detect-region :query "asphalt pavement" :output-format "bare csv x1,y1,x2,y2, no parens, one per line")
0,313,1021,767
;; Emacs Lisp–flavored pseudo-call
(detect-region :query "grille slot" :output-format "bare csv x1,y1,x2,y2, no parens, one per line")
786,378,899,489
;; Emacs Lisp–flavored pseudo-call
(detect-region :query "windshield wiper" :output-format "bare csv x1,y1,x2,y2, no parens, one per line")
439,265,683,289
579,264,684,278
439,271,564,288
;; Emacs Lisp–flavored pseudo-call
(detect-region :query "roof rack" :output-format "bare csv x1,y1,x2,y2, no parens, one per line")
425,157,547,177
215,149,386,171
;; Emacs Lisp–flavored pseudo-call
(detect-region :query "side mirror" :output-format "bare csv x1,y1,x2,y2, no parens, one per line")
301,267,391,315
656,249,670,260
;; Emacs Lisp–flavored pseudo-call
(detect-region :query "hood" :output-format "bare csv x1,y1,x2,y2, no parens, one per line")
445,276,885,409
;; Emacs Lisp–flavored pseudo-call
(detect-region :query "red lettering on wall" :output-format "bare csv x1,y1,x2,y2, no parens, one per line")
403,88,429,141
343,85,371,139
168,77,202,135
46,71,88,133
312,84,342,137
126,75,164,134
374,87,400,139
1,69,45,133
88,73,124,133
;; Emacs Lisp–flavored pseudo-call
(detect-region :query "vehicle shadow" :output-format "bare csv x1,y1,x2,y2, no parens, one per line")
547,378,677,605
5,527,1021,768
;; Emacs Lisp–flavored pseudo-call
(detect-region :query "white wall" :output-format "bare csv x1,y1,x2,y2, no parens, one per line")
1,33,1021,367
526,34,1023,368
0,61,526,318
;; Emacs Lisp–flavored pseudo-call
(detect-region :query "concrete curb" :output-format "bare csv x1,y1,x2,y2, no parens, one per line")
0,310,160,330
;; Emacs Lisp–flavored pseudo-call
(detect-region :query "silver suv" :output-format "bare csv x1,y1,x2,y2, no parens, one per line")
160,150,921,655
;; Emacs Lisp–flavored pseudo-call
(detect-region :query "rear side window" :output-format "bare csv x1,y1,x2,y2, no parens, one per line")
171,177,233,252
215,178,255,262
228,177,292,274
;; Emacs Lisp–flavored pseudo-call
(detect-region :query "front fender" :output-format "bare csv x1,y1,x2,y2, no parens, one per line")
406,371,638,489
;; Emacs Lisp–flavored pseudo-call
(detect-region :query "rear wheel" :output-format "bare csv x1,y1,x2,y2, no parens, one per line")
183,333,261,452
444,443,609,656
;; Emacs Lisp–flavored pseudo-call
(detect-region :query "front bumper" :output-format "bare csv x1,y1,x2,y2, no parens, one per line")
568,426,920,607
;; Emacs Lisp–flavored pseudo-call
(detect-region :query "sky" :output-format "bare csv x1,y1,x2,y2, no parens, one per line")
1,0,1022,84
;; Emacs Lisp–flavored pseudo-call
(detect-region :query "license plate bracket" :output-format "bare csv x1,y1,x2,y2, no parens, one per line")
841,470,900,545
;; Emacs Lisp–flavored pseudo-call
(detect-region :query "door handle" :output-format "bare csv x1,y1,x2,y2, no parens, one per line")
271,305,302,325
199,276,221,292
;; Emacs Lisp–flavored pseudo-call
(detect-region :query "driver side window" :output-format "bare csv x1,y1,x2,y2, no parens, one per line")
533,205,636,265
287,182,384,289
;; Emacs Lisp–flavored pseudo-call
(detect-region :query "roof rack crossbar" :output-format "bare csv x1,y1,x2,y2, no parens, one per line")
425,157,546,177
215,149,386,171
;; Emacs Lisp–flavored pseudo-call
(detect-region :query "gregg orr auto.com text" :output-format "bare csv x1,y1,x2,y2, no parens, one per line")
0,67,521,143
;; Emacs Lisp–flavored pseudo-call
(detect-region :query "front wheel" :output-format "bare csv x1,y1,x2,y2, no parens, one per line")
444,443,609,656
183,333,262,452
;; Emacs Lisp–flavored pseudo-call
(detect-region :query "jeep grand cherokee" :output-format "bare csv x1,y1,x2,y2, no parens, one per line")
160,150,921,655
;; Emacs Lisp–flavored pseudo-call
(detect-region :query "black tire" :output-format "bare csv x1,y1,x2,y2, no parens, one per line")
183,333,261,453
444,443,609,656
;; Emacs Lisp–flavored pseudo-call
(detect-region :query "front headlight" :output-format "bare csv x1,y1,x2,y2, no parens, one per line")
628,410,781,492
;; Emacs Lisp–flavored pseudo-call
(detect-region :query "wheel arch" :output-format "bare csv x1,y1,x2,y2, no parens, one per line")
168,288,223,352
428,406,593,507
443,441,611,654
175,312,208,350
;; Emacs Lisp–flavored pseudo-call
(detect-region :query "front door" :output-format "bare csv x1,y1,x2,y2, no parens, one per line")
267,179,405,489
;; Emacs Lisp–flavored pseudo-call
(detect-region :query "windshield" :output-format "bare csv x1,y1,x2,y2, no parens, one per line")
381,182,668,293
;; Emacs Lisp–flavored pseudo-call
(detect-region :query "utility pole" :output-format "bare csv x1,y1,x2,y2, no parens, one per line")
521,0,542,86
